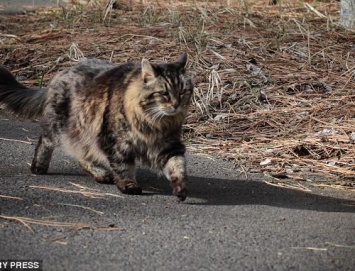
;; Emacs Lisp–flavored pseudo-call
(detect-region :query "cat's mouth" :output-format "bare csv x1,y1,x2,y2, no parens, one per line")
145,106,183,120
162,107,182,116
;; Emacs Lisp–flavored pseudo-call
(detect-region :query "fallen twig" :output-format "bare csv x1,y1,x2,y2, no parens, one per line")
0,215,125,233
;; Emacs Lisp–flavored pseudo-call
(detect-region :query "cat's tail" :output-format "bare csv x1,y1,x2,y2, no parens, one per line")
0,65,46,119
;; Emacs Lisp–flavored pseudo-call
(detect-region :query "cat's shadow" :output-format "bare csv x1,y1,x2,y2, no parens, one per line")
1,162,353,213
2,113,352,213
137,169,355,213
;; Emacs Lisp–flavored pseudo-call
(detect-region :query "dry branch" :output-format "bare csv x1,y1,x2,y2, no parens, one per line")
0,215,124,233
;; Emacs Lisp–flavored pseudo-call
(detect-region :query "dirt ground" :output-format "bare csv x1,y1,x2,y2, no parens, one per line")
0,0,354,188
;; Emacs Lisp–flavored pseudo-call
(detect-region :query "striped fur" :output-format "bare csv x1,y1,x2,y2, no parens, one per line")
0,53,193,201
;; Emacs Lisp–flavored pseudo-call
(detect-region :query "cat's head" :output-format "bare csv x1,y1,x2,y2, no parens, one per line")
139,53,193,120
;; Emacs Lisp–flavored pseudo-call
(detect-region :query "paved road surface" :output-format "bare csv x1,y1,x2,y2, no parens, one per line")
0,0,67,8
0,0,67,14
0,112,354,271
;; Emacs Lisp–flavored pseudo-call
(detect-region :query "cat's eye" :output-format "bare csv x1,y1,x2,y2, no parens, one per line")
149,91,166,98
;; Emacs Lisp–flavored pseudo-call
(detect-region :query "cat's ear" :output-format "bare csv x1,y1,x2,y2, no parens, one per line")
141,58,156,84
176,52,188,69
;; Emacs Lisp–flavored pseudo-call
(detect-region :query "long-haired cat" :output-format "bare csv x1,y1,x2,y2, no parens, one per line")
0,53,193,201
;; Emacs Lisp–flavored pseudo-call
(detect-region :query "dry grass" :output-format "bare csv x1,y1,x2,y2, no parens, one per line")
0,215,124,233
0,0,354,184
29,182,125,199
0,182,125,231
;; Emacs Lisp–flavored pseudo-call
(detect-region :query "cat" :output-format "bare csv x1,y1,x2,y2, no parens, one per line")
0,53,193,201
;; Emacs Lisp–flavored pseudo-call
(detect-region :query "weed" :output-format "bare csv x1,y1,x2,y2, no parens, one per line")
59,4,85,28
139,5,162,26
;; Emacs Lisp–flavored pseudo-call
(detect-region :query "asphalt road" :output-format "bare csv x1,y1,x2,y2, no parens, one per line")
0,111,354,271
0,0,66,8
0,0,67,15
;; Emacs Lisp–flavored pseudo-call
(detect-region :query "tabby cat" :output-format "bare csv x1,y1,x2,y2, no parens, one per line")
0,53,193,201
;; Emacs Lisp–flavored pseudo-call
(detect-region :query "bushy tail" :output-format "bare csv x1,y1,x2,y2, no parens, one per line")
0,65,46,119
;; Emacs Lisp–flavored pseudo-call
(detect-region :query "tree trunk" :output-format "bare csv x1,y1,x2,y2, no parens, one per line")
340,0,355,28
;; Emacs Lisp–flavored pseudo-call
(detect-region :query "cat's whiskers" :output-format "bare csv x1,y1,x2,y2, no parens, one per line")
154,111,167,125
145,107,164,125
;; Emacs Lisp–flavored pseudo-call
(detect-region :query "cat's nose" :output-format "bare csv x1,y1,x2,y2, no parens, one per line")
171,99,179,109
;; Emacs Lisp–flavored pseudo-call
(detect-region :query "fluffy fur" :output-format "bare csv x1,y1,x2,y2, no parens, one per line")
0,53,193,201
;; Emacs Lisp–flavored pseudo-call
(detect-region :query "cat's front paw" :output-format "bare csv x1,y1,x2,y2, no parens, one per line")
116,180,143,195
124,183,143,195
173,186,188,202
94,175,115,184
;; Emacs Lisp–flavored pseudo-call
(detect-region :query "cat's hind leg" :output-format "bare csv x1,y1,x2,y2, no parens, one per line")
30,134,55,174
